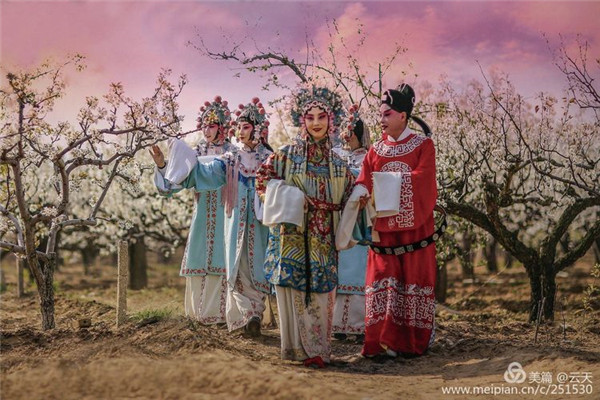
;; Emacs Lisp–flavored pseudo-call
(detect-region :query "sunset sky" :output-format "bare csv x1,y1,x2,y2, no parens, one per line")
2,1,599,131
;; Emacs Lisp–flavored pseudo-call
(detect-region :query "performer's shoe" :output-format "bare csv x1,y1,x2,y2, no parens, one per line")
245,317,261,338
381,344,398,358
303,356,326,369
385,348,398,358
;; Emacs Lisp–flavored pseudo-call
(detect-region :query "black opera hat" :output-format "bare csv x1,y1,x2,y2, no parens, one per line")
381,83,416,117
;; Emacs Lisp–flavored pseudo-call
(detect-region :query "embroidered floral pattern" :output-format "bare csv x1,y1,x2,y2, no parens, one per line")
228,265,266,331
294,290,334,360
205,190,218,268
332,295,365,334
197,277,227,325
365,277,435,330
337,284,365,293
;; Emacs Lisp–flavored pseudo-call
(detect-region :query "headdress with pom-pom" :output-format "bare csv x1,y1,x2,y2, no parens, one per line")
288,83,345,139
230,97,270,145
340,103,371,149
196,95,232,142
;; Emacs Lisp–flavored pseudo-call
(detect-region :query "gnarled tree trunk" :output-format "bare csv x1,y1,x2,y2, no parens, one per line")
31,254,56,330
526,263,557,323
526,264,542,323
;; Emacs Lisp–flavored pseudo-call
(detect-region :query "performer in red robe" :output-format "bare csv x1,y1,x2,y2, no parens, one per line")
355,84,438,358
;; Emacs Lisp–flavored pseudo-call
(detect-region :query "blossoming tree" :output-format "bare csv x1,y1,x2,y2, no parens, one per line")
423,54,599,321
0,56,188,329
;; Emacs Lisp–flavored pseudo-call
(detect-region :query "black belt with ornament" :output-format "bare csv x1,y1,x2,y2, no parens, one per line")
369,205,447,255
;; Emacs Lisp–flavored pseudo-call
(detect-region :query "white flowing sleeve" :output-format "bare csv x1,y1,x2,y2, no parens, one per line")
262,179,305,229
163,139,198,184
336,184,371,250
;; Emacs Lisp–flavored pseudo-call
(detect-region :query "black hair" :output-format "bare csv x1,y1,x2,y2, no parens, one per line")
261,141,274,152
410,115,432,137
353,119,365,144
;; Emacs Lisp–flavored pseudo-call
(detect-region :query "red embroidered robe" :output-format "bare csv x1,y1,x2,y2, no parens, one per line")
356,132,437,355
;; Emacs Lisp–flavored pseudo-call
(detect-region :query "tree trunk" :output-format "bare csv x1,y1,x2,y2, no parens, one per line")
128,238,148,290
435,262,448,303
527,256,557,323
485,237,498,273
0,265,6,293
17,257,25,296
36,255,56,330
527,265,542,323
542,267,557,322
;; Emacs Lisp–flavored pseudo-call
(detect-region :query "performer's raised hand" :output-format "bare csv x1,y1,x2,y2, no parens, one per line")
149,145,166,168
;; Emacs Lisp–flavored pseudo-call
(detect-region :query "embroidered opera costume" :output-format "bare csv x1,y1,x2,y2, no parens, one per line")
356,85,438,357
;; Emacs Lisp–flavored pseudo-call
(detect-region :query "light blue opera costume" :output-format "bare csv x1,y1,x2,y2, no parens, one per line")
332,146,369,334
159,140,272,331
332,107,372,336
154,95,235,325
155,138,234,325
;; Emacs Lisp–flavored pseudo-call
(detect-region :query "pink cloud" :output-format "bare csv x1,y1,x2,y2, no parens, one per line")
2,1,598,131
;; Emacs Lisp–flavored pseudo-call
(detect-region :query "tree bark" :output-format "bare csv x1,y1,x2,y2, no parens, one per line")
37,255,56,330
128,238,148,290
0,265,6,293
435,263,448,303
527,265,542,323
17,257,25,296
542,267,557,322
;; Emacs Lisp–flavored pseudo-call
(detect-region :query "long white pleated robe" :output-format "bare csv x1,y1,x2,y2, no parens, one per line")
185,275,227,324
275,287,335,363
226,233,266,331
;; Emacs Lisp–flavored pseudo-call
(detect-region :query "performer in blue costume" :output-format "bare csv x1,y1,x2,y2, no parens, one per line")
152,97,272,336
332,106,371,341
151,96,233,325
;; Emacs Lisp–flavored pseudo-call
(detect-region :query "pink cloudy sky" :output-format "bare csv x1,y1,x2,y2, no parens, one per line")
2,1,599,131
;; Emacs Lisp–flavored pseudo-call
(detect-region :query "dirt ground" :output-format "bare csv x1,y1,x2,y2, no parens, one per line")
1,253,599,400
